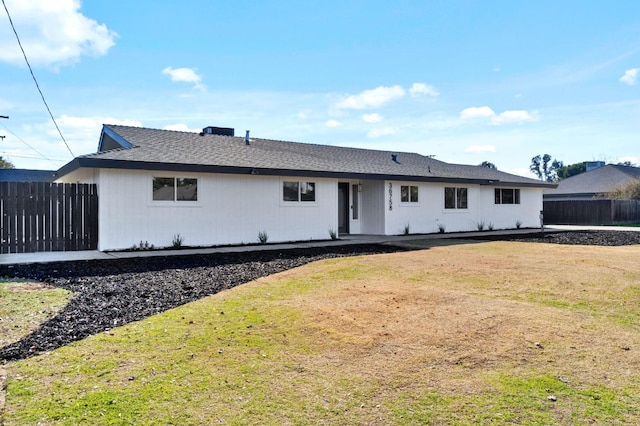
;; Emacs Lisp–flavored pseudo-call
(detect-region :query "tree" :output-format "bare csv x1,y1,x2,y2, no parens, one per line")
617,161,637,167
479,161,497,169
530,154,563,182
603,177,640,200
556,162,586,180
0,156,15,169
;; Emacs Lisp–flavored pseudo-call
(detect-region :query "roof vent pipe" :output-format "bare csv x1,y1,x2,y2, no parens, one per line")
245,130,250,145
391,154,398,163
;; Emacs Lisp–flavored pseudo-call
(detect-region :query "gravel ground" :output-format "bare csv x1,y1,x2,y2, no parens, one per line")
1,230,639,362
471,229,640,246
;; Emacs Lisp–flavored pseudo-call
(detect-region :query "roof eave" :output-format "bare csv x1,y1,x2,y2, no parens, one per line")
54,158,551,187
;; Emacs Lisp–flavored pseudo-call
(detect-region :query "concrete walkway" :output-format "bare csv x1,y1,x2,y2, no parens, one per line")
1,225,637,266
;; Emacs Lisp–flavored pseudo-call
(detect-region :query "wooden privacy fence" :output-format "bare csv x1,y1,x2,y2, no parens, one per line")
543,199,640,225
1,182,98,253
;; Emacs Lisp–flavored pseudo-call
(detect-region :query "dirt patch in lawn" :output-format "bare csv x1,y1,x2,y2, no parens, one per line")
273,242,640,394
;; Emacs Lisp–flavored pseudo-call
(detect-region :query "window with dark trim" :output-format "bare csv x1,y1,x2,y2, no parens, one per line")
444,187,468,209
153,177,197,201
494,188,520,204
401,185,419,203
283,181,316,202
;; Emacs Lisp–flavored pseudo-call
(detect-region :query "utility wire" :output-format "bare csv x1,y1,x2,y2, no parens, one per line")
2,0,75,158
0,122,58,165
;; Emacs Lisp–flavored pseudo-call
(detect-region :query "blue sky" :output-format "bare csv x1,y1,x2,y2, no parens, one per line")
1,0,639,177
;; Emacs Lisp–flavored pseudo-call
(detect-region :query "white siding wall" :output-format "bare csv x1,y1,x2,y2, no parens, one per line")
95,169,338,251
478,186,543,229
59,168,545,249
384,181,544,235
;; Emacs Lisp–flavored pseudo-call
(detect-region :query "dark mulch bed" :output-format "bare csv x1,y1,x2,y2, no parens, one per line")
1,230,639,362
470,230,640,246
0,244,409,361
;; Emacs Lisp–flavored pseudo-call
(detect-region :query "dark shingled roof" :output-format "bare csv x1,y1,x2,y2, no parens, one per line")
544,164,640,197
57,125,553,188
0,168,55,182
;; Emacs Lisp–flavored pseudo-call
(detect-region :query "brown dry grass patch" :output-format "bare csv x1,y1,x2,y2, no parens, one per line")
272,241,639,395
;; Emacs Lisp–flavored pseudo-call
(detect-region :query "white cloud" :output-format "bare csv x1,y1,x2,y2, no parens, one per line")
409,82,439,97
163,124,200,132
336,85,405,109
619,68,639,86
297,110,311,120
617,155,639,165
465,144,496,153
56,115,142,155
162,67,206,91
460,106,496,120
325,119,341,128
460,106,536,125
362,113,383,123
0,97,13,111
491,110,536,125
0,0,117,67
367,127,397,138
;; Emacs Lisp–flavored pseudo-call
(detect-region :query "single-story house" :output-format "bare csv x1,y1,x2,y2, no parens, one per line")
0,168,55,182
544,164,640,201
54,125,554,251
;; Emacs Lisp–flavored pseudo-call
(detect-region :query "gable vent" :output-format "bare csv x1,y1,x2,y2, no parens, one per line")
201,126,234,136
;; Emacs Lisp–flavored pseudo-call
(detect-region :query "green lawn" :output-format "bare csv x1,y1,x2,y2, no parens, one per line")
2,241,639,425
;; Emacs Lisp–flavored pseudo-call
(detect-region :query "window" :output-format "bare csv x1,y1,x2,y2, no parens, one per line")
283,181,316,202
444,187,468,209
401,185,419,203
153,177,197,201
494,188,520,204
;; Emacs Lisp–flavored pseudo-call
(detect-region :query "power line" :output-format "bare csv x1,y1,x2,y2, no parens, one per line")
2,0,75,158
0,122,59,166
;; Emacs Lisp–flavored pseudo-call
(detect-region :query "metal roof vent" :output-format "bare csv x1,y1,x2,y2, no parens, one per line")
201,126,234,136
391,154,398,163
245,130,250,145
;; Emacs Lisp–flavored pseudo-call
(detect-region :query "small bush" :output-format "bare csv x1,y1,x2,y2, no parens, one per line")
172,233,183,249
131,241,154,251
437,222,446,233
487,222,494,231
258,230,269,244
476,221,485,231
516,220,522,229
403,223,410,235
328,228,338,240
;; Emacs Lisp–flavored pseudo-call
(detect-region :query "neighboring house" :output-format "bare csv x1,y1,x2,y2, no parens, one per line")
0,168,55,182
55,125,554,251
544,164,640,201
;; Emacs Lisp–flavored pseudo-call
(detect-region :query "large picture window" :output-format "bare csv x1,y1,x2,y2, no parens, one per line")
444,187,468,209
153,177,198,201
283,181,316,202
401,185,419,203
494,188,520,204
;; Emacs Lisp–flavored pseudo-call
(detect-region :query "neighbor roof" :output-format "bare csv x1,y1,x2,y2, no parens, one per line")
544,164,640,198
0,168,55,182
56,125,552,188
